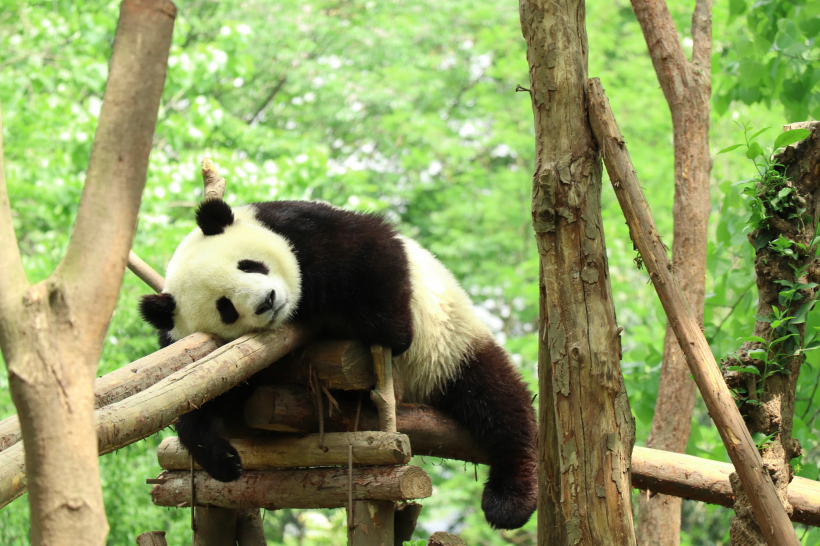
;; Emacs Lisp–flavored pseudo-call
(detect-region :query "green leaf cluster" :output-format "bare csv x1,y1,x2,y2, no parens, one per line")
715,0,820,121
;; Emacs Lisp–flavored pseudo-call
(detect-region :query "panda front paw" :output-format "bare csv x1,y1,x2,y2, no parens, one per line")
198,439,243,483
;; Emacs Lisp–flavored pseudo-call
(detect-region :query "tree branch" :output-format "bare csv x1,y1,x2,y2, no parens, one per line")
0,100,29,356
248,75,287,126
629,0,692,109
57,0,176,331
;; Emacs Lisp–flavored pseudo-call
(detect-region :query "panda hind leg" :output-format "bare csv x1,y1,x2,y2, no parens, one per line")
434,339,538,530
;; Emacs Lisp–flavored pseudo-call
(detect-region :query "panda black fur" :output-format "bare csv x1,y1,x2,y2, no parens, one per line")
139,199,537,530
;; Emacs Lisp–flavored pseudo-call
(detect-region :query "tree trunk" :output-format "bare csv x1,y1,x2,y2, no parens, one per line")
519,0,636,543
629,0,713,544
0,1,176,544
724,122,820,545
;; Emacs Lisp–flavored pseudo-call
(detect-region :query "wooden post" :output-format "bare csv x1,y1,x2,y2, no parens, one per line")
236,509,266,546
348,500,394,546
369,346,396,433
193,507,237,546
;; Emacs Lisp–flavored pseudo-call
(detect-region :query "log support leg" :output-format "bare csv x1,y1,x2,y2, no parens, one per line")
348,500,395,546
393,502,422,545
194,507,238,546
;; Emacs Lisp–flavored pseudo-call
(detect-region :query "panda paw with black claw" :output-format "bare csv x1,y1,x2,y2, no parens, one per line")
198,439,243,483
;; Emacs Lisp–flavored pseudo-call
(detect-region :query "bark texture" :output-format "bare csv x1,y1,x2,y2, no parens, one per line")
629,0,713,541
0,2,175,544
348,500,394,546
588,78,799,546
723,122,820,544
151,466,432,509
519,0,636,543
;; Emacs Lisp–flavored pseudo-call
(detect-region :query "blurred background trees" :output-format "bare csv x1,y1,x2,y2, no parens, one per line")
0,0,817,544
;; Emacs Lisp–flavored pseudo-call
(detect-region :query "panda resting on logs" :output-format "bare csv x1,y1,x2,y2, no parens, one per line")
139,198,537,530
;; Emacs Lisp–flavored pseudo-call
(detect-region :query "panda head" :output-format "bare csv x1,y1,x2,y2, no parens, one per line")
139,199,302,342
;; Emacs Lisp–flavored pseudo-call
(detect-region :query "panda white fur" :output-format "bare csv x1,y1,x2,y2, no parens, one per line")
140,199,536,529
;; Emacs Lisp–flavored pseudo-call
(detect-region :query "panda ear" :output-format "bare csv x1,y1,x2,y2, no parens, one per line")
139,293,176,331
196,199,234,236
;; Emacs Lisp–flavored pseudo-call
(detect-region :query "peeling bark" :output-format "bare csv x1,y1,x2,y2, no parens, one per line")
519,1,636,543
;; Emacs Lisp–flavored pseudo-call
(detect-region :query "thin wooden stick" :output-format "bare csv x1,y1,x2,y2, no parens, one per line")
370,346,396,433
587,77,799,546
128,250,165,293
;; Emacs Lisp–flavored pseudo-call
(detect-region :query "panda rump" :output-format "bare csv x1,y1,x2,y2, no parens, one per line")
139,199,537,530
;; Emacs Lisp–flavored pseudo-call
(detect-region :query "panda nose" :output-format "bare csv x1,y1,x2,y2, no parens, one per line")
255,290,276,315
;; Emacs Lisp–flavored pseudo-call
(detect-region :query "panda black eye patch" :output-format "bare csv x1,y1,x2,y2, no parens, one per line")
237,260,269,275
216,296,240,324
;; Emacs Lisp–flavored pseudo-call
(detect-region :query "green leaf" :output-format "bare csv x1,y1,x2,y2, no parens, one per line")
774,129,810,150
791,300,816,324
745,141,764,159
719,143,745,155
749,127,771,141
747,348,768,360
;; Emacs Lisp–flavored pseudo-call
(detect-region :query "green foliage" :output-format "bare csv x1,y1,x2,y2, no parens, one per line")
403,540,427,546
715,0,820,121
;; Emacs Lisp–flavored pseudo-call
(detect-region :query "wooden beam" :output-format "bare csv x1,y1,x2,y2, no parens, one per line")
157,433,412,470
151,466,432,509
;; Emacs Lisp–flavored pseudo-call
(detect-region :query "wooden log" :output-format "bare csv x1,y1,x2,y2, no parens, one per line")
587,78,798,544
632,446,820,527
349,500,394,546
0,332,222,453
0,325,310,509
370,346,396,433
136,531,168,546
151,466,432,509
254,339,375,390
236,508,266,546
193,507,237,546
157,432,412,470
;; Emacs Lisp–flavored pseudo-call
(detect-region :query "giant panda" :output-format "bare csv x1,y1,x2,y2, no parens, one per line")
139,198,537,530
